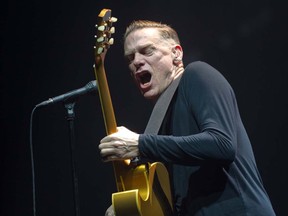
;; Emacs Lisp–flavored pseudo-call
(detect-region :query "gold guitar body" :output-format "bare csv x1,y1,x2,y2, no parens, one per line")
112,162,173,216
94,9,173,215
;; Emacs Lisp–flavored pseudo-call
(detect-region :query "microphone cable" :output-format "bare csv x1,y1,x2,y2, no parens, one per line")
29,105,39,216
28,80,97,216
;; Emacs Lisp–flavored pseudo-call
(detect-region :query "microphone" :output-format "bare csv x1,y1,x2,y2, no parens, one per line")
36,80,98,107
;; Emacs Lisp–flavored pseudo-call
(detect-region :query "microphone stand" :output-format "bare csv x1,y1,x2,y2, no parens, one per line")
64,101,81,216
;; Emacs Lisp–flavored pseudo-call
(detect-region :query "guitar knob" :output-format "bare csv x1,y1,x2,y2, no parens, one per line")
109,38,114,45
98,25,105,31
97,36,104,42
110,17,118,23
110,27,115,34
97,47,104,54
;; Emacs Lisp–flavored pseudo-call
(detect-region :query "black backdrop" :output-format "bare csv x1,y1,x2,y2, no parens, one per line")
1,0,287,215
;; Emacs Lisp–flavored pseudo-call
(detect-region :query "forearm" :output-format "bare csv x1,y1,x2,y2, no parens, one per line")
139,129,235,165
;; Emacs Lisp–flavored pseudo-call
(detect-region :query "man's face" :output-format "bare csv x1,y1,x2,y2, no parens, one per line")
124,28,179,100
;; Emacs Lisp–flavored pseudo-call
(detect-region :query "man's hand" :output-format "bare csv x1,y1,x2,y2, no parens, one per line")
99,126,140,162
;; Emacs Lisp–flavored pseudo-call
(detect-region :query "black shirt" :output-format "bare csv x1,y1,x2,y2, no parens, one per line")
139,61,275,216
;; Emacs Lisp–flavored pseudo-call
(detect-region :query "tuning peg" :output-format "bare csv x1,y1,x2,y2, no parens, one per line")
109,38,114,45
110,27,115,34
98,25,105,31
97,36,104,42
97,47,104,54
110,17,117,23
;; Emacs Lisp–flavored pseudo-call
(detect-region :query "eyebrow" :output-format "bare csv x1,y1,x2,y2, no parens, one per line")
124,43,155,57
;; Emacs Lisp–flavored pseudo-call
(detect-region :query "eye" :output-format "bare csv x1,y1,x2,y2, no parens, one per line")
142,46,155,56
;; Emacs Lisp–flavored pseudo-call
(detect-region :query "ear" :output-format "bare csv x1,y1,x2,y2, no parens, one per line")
172,45,183,65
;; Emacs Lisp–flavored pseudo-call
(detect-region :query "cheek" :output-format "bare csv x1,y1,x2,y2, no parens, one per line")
156,55,173,68
154,61,173,77
128,63,135,71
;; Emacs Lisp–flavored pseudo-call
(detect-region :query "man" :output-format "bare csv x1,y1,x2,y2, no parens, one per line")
99,20,275,216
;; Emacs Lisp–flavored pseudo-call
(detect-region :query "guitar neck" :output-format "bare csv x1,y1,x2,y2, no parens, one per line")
93,8,118,135
94,55,117,135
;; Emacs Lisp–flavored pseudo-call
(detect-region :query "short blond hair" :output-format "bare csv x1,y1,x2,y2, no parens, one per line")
124,20,181,45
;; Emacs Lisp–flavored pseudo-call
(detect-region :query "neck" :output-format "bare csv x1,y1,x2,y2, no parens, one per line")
150,64,184,104
173,63,184,80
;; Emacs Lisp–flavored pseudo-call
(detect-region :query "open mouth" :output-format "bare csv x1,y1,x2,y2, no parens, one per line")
138,71,152,85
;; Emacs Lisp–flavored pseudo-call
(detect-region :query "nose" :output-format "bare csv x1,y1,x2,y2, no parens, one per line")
133,53,144,69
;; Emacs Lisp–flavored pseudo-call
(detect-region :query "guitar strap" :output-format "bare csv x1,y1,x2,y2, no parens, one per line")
142,74,183,216
144,74,183,134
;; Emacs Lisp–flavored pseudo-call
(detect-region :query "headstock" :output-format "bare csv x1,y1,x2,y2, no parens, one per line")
94,9,117,58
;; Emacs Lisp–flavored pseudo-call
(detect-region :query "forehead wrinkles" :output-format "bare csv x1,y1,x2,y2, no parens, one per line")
124,29,173,55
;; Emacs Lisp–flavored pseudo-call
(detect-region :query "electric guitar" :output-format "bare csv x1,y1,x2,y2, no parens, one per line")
93,8,173,216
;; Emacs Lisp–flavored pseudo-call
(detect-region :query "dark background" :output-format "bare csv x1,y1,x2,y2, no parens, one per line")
1,0,287,215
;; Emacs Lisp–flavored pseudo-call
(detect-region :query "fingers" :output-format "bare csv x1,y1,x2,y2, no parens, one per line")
98,126,140,162
100,126,127,142
99,140,129,162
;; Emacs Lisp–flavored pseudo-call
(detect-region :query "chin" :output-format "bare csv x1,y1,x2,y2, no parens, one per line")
143,91,158,101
